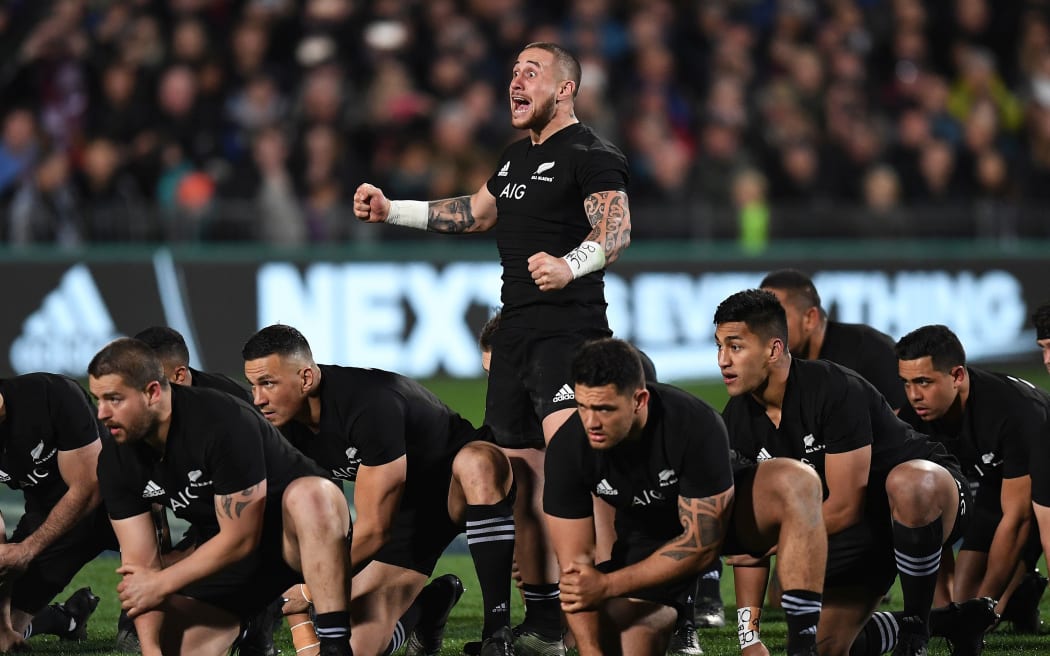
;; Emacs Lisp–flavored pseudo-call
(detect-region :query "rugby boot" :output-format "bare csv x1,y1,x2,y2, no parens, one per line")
405,574,465,656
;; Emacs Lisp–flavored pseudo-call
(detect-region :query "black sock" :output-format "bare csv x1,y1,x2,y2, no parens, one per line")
315,610,352,656
893,516,943,635
851,611,900,655
28,604,72,637
381,602,421,656
782,589,821,653
676,578,699,630
521,583,562,639
698,559,722,601
466,489,516,639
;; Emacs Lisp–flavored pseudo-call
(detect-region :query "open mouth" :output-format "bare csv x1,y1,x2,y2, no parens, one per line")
512,96,530,115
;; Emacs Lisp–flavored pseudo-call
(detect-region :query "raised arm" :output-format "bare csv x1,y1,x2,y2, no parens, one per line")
353,182,499,234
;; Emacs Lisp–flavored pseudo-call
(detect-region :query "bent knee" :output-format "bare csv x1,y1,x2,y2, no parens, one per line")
284,477,350,524
453,441,512,489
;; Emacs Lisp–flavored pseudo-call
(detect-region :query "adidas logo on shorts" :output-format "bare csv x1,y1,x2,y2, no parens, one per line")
552,384,575,403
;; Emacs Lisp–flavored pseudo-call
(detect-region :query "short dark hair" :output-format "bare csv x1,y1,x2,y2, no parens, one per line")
88,338,169,390
895,324,966,372
522,42,582,98
1034,302,1050,340
571,338,645,394
133,326,190,365
713,289,789,344
242,324,314,361
479,311,501,353
760,268,822,311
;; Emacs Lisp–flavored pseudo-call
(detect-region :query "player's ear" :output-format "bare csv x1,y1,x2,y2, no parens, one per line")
633,387,649,413
950,365,966,385
300,365,316,394
172,365,189,385
769,337,785,360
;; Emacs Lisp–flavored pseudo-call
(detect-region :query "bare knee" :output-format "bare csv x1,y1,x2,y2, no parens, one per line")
762,459,823,522
283,476,351,535
886,461,946,524
453,441,513,504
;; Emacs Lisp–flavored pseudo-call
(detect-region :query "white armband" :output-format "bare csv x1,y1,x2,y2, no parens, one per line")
387,200,429,230
562,241,606,279
737,606,762,651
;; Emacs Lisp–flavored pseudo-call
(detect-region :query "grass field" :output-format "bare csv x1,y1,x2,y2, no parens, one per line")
17,365,1050,655
29,552,1050,655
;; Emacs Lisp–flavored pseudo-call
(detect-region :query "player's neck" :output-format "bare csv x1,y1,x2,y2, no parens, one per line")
754,354,791,411
147,397,173,454
530,114,578,145
303,396,322,433
806,320,827,359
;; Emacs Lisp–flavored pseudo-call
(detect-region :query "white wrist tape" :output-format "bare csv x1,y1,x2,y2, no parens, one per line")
737,606,762,651
387,200,429,230
562,241,606,279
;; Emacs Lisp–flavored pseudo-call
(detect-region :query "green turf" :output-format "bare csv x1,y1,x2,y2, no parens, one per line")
29,552,1050,654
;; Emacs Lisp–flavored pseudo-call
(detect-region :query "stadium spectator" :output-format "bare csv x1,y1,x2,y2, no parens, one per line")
1,2,1048,243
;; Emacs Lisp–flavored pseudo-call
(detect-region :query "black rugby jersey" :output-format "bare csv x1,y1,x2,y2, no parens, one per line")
99,385,323,542
819,321,908,411
723,359,948,489
280,365,478,485
910,367,1048,490
190,367,252,404
485,123,628,329
544,383,734,545
0,374,103,514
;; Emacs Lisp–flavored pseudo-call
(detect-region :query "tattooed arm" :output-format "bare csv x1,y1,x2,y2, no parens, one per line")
527,189,631,292
559,486,734,612
581,190,631,265
352,182,499,233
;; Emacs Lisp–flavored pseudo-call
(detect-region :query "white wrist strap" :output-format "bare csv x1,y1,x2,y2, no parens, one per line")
737,606,762,650
387,200,429,230
562,241,606,279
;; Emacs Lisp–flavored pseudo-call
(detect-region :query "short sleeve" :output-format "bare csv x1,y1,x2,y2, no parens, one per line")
348,392,409,467
576,143,628,197
48,377,102,452
543,424,593,519
821,373,874,454
97,441,149,520
677,409,734,500
208,408,269,495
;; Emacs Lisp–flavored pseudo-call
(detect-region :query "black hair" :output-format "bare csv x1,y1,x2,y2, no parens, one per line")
571,338,645,394
242,324,314,362
1034,302,1050,340
88,338,169,390
133,326,190,365
713,289,789,344
895,324,966,372
760,268,822,311
479,311,501,352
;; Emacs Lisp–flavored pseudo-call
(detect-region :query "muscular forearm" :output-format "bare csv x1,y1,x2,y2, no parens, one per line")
133,610,165,656
733,563,772,609
349,523,388,569
564,610,603,656
155,528,258,597
19,487,99,559
822,499,862,536
426,196,490,233
582,191,630,265
980,514,1031,599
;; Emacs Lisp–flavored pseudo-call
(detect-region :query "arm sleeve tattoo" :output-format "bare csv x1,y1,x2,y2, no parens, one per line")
660,488,734,562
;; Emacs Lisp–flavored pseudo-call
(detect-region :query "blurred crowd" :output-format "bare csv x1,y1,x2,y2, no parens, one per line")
1,0,1049,247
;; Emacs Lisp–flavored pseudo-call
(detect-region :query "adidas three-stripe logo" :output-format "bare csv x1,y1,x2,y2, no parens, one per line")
142,480,166,498
552,384,574,403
